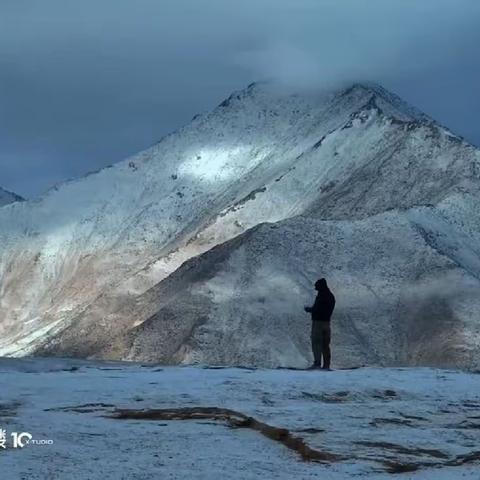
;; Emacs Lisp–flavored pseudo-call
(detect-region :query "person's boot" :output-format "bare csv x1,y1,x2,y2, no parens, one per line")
308,363,321,370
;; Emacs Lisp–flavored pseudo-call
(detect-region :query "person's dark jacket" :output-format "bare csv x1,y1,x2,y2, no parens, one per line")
305,279,336,322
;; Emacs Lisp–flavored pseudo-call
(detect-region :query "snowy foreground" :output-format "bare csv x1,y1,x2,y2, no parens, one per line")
0,358,479,479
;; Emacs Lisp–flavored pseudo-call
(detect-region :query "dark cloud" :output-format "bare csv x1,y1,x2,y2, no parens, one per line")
1,0,479,197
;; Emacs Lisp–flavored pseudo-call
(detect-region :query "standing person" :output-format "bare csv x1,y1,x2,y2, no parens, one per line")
304,278,336,370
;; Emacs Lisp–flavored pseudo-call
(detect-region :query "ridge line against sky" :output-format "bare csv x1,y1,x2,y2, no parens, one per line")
1,0,479,198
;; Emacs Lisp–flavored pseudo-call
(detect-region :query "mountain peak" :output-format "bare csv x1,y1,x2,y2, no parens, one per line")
217,80,431,126
350,82,431,122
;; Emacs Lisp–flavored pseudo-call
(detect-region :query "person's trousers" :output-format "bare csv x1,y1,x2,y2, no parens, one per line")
311,321,331,368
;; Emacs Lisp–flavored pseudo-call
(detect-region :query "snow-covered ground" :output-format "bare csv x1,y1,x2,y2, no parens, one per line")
0,358,479,479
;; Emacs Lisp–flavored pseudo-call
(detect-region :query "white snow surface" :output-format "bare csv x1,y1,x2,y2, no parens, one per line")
0,358,479,479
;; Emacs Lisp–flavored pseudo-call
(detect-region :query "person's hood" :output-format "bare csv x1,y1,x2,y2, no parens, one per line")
315,278,328,291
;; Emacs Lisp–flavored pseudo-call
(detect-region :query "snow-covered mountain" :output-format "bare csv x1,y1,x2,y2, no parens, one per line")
0,186,23,206
1,82,479,368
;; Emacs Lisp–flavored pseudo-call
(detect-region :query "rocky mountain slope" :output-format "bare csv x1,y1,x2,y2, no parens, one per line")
0,187,23,206
1,82,479,368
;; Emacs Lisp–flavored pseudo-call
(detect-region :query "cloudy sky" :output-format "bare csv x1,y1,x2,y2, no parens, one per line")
1,0,479,198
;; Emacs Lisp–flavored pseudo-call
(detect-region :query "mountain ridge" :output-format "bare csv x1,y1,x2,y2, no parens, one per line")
0,187,24,207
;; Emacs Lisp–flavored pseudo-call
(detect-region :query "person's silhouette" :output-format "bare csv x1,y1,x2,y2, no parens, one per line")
304,278,335,369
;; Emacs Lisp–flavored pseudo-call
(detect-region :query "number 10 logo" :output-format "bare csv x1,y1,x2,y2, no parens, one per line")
11,432,32,448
